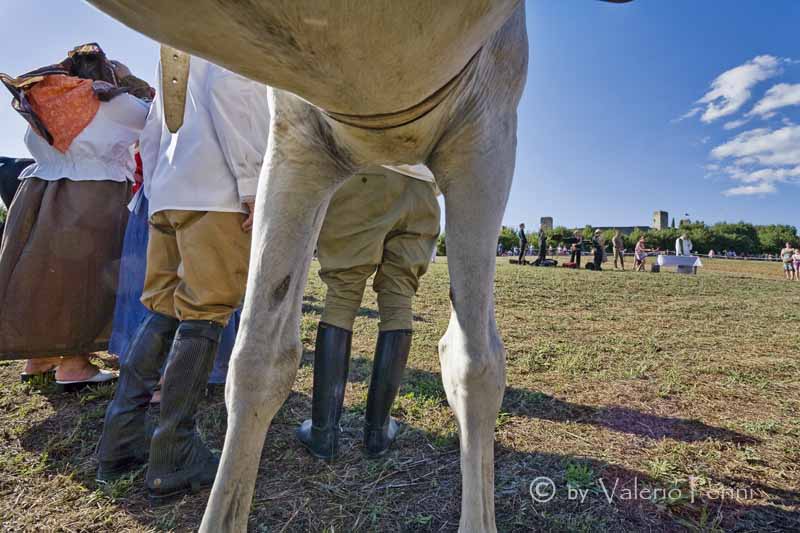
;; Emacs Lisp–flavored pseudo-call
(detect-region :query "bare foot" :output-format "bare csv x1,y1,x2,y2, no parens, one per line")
24,356,62,375
55,355,114,382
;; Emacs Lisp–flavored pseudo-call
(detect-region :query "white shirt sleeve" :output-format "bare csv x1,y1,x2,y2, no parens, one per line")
139,63,164,188
206,65,270,201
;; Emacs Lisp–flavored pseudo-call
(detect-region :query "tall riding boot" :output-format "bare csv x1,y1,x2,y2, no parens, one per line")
296,322,352,461
96,312,178,483
145,320,222,500
364,330,412,457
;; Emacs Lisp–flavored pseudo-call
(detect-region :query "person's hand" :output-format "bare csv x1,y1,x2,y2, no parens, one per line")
241,198,256,232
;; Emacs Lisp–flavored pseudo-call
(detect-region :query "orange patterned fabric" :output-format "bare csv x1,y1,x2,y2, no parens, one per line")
27,75,100,153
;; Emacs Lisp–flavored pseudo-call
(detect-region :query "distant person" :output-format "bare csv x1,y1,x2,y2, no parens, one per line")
780,242,795,280
591,229,604,271
612,230,625,270
535,228,547,265
634,236,649,272
517,223,528,265
676,233,693,256
570,230,583,267
792,248,800,281
708,249,715,259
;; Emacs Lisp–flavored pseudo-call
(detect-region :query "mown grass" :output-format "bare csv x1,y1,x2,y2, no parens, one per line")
0,257,798,532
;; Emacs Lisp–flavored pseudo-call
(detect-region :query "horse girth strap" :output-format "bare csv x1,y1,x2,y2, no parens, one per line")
160,45,190,133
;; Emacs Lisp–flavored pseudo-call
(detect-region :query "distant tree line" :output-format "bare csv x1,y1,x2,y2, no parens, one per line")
484,221,798,256
433,221,799,256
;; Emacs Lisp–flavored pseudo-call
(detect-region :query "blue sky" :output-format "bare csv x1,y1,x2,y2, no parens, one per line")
1,1,799,229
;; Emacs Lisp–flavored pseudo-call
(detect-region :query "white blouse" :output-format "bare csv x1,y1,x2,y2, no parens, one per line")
20,93,150,183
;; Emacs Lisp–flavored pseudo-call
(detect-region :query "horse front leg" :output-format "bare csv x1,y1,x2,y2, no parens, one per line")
200,98,351,532
431,116,518,533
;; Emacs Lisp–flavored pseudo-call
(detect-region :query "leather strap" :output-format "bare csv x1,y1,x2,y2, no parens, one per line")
160,45,190,133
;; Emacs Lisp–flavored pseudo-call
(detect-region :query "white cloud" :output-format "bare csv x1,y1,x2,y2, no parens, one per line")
683,55,800,196
675,107,702,122
693,55,783,123
723,118,751,130
722,182,777,196
748,83,800,117
711,125,800,167
710,125,800,196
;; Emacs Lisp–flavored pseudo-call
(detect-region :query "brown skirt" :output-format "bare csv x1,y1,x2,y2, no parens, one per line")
0,177,129,360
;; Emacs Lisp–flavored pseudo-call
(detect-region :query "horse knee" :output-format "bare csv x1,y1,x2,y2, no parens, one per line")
439,327,505,393
225,336,301,409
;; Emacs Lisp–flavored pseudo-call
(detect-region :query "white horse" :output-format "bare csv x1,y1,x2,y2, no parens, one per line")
87,1,630,530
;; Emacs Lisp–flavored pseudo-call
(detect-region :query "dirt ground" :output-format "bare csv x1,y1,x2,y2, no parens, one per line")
1,256,798,532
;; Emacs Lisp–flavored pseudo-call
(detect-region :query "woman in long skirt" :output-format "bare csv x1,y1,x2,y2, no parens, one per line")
0,43,152,390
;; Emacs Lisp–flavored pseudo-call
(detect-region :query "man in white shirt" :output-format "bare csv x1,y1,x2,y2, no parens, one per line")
676,233,693,256
96,56,269,499
297,165,439,460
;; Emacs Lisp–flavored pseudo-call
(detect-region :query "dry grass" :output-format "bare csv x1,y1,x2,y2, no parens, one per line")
1,257,798,532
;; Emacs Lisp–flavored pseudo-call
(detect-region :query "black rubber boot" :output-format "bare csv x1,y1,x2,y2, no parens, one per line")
145,320,223,501
296,322,352,461
96,312,177,483
364,330,412,457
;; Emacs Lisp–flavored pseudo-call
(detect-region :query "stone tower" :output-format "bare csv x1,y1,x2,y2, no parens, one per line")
652,210,668,230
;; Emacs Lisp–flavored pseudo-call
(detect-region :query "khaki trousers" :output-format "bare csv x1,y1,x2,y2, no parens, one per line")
141,209,250,326
318,167,440,332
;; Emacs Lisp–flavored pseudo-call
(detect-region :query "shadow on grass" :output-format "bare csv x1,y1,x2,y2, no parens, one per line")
347,357,759,446
11,359,797,532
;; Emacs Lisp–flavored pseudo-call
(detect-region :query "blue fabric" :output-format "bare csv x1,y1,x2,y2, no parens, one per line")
108,195,150,360
109,195,239,384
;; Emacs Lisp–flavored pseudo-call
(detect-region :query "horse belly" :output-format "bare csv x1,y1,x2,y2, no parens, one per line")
87,0,519,115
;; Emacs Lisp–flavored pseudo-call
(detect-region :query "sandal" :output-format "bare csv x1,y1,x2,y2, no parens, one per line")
56,369,118,393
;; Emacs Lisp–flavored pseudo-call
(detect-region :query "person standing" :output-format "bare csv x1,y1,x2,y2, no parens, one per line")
591,229,604,271
96,54,269,500
634,236,649,272
0,44,151,387
792,247,800,282
535,228,547,265
517,223,528,265
676,233,693,256
297,164,439,460
612,230,625,270
780,242,795,281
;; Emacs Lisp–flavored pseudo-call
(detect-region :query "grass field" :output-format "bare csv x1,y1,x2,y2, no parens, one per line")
1,257,798,532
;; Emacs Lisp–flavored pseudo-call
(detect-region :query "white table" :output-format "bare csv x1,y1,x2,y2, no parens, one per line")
657,255,703,274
